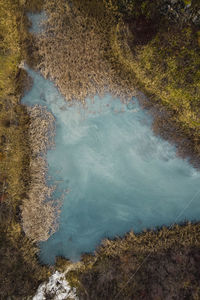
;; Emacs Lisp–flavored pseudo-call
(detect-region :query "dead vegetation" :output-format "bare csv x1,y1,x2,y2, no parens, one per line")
35,0,136,103
32,0,200,169
21,105,61,242
0,1,53,298
66,222,200,299
1,0,200,298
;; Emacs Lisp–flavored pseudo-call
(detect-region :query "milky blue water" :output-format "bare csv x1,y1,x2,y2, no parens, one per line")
21,66,200,264
27,11,47,34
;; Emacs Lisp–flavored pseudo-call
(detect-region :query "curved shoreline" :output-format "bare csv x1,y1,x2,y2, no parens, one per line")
135,89,200,169
29,1,200,298
1,0,200,298
0,1,53,298
36,0,200,168
21,103,59,242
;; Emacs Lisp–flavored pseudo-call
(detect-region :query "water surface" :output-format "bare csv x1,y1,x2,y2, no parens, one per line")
22,67,200,264
27,11,47,34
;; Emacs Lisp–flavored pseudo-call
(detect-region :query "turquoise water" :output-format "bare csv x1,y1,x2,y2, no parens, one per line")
27,12,47,34
22,67,200,264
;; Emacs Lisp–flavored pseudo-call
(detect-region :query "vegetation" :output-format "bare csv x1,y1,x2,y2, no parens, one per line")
65,222,200,299
1,0,200,298
0,0,51,298
21,104,62,242
106,0,200,165
38,1,200,298
36,0,200,165
36,0,136,103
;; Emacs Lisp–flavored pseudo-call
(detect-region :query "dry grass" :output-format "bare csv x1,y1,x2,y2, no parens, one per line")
35,0,136,103
32,0,200,168
66,222,200,299
0,1,53,298
21,105,61,242
1,0,199,298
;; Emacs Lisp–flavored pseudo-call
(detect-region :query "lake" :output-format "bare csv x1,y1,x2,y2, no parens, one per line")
22,66,200,264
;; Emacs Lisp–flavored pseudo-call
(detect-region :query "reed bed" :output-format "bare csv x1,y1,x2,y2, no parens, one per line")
21,105,61,242
65,222,200,299
0,1,53,297
31,0,200,168
1,0,199,297
35,0,136,103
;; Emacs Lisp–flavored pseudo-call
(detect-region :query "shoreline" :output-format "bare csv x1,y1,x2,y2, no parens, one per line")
0,1,53,298
1,0,200,298
135,90,200,169
64,220,200,299
35,0,200,168
27,0,200,259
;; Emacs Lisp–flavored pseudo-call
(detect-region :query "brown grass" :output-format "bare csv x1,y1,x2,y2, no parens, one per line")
35,0,136,103
21,105,61,242
66,222,200,299
0,1,53,298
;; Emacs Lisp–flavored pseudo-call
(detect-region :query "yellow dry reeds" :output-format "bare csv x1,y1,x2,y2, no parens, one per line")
35,0,136,104
21,105,61,242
